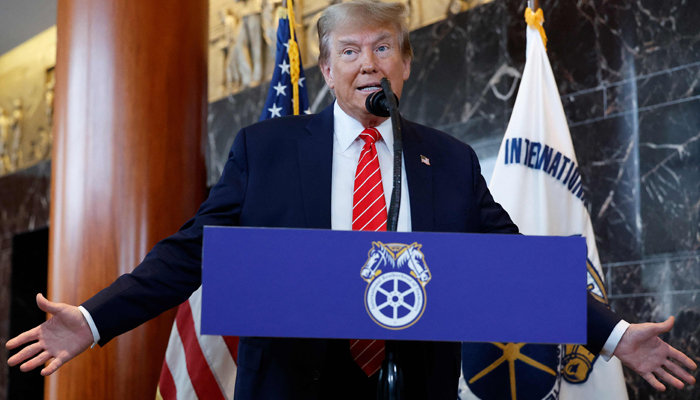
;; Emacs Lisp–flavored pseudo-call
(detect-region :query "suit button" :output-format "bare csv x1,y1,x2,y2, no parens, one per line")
312,370,321,381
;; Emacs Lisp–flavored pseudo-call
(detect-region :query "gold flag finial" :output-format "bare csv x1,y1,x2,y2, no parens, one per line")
525,7,547,51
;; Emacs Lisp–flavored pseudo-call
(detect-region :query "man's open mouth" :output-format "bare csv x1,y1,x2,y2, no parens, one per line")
357,85,382,92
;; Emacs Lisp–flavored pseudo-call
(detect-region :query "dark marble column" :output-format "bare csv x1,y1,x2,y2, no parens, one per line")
0,161,51,400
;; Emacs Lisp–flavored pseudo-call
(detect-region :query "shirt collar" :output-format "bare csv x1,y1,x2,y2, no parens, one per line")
333,101,393,153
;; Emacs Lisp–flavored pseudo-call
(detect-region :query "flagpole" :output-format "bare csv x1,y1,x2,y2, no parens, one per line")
528,0,539,11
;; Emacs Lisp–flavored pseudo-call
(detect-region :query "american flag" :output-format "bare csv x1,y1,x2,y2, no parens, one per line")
259,5,309,119
156,5,309,399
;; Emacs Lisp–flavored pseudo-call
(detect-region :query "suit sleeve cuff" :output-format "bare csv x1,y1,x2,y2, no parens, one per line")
78,305,101,348
599,320,630,361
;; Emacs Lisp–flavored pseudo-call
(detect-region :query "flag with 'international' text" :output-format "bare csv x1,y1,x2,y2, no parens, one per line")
459,8,628,400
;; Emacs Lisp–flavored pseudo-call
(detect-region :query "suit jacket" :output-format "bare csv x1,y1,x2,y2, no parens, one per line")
82,103,620,399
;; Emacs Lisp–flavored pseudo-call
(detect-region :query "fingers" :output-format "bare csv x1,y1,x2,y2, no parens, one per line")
7,342,43,367
20,350,52,372
642,372,666,391
41,357,64,377
36,293,61,314
664,359,696,385
6,325,40,350
668,346,698,371
655,367,685,390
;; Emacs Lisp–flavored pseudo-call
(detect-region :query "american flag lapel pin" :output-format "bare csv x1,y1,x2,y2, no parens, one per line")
421,155,430,166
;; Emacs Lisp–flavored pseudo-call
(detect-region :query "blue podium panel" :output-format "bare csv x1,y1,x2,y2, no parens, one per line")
201,227,586,344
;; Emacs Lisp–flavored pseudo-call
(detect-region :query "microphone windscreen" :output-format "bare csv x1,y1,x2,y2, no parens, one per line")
365,90,391,117
365,91,399,118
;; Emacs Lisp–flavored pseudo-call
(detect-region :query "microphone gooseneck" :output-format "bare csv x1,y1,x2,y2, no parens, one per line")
378,78,402,233
366,78,404,400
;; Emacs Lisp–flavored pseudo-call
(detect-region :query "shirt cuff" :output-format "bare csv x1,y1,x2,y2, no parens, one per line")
78,306,101,348
599,319,630,361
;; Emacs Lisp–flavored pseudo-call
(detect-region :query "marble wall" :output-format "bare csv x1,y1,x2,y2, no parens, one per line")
206,0,700,398
0,160,50,399
0,0,697,398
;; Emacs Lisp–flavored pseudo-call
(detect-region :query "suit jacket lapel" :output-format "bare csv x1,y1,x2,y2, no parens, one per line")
298,104,334,229
401,119,434,232
298,106,433,231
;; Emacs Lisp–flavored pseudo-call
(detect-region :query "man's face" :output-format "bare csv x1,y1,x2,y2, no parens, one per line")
320,24,411,126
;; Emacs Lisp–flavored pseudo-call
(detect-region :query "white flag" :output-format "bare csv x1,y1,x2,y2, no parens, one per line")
459,9,628,400
471,11,628,400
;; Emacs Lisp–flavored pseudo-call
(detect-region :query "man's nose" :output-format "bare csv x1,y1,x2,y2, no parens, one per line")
359,52,378,74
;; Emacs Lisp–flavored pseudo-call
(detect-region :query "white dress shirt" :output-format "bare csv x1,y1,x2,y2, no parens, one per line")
331,101,411,232
80,101,626,360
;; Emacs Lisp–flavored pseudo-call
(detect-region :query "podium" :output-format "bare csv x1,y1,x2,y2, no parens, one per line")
201,227,586,345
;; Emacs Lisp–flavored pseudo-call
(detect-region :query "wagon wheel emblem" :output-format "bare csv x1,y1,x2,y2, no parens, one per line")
361,242,431,330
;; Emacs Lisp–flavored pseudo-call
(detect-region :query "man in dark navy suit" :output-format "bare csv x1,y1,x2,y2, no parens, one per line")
7,1,696,398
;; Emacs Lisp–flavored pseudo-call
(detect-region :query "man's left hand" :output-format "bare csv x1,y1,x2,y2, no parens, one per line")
614,316,697,391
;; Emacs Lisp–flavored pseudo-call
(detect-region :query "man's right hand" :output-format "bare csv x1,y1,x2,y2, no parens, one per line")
6,293,93,376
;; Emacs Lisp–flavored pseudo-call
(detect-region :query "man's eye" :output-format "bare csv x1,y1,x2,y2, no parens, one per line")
377,46,387,52
344,50,354,56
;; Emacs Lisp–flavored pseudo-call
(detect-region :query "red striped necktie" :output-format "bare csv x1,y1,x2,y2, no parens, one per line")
350,127,386,376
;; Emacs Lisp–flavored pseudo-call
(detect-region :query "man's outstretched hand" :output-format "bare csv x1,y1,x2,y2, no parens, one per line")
6,293,93,376
614,316,697,391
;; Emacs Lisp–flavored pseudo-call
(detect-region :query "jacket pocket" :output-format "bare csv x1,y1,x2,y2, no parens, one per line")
237,341,263,371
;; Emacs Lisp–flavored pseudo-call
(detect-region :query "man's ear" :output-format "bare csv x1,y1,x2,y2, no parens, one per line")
402,56,411,82
320,61,335,89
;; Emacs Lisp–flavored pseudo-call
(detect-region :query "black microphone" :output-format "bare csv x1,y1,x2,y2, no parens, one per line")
365,86,399,117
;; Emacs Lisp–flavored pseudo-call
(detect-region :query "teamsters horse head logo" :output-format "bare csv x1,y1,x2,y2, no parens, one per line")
360,241,431,330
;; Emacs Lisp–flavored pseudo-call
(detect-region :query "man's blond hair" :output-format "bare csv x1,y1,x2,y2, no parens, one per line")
317,1,413,67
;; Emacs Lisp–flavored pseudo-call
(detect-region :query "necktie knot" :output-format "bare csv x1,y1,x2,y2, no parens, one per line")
360,127,381,145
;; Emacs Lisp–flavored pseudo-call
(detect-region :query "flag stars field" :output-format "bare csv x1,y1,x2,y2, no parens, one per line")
273,82,287,96
278,59,290,75
268,104,283,118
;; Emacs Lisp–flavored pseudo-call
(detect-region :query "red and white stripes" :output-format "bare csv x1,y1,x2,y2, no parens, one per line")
350,338,385,377
352,127,388,232
156,287,239,400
